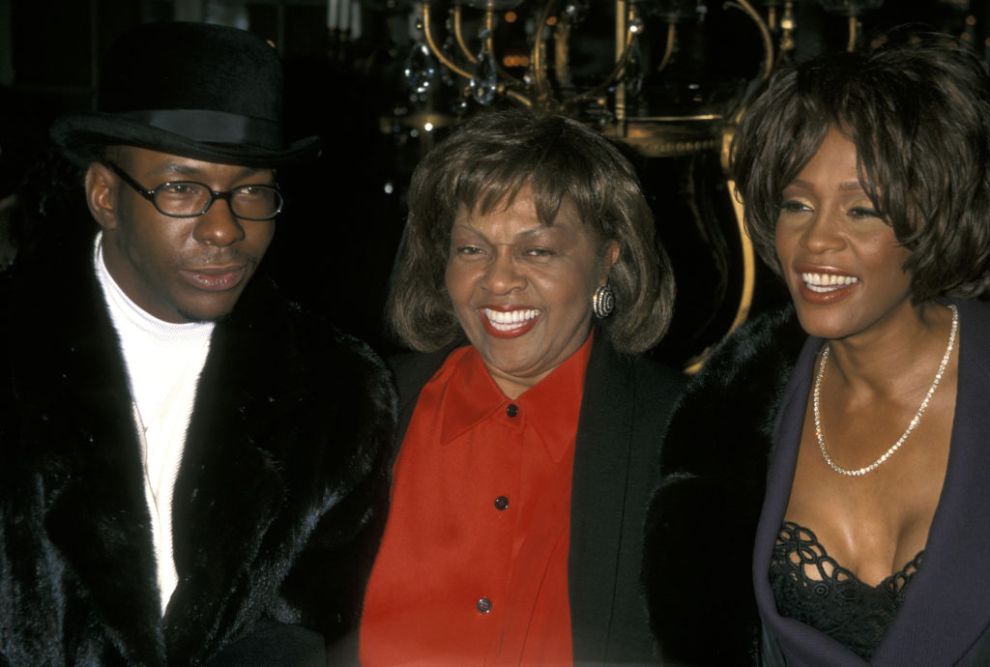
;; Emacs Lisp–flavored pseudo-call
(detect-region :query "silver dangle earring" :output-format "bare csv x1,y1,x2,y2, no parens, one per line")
592,283,615,319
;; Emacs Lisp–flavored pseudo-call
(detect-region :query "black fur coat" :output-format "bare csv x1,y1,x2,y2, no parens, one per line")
0,238,396,666
642,306,805,666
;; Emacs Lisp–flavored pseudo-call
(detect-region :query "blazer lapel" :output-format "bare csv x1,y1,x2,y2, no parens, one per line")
873,298,990,665
567,339,636,661
753,336,869,665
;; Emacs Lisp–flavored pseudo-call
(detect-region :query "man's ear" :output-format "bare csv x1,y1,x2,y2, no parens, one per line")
85,162,119,232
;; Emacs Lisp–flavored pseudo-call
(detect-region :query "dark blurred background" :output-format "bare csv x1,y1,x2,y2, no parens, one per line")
0,0,984,368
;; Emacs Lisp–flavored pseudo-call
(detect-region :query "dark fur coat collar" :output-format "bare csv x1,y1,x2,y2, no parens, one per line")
643,305,805,665
0,237,395,666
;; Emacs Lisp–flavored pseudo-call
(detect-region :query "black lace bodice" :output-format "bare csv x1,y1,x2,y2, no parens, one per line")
769,520,924,660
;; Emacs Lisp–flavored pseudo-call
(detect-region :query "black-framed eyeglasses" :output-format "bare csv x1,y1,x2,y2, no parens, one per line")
106,162,283,221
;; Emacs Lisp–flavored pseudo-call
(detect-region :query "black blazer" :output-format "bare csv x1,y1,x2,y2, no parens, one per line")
389,335,685,665
755,297,990,666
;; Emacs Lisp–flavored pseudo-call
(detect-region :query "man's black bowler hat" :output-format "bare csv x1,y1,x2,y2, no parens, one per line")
50,21,321,168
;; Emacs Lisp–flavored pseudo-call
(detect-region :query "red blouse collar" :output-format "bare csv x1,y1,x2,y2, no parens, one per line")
434,332,594,462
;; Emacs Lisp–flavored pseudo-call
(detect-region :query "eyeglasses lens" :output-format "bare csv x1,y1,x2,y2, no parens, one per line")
153,183,282,220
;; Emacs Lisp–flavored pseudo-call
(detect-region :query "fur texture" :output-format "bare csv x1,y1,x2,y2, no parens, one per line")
642,306,805,665
0,236,396,666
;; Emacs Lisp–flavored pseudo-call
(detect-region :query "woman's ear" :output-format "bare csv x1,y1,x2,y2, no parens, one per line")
601,240,621,282
85,162,120,232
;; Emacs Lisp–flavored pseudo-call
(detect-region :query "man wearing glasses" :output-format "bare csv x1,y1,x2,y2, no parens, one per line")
0,21,394,666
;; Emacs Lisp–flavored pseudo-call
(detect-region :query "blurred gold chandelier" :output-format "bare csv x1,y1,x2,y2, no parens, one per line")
401,0,885,368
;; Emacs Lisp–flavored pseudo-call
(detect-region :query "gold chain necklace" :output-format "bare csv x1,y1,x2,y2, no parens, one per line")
813,304,959,477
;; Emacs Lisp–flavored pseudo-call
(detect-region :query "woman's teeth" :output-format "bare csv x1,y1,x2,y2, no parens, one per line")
484,308,540,331
801,272,859,293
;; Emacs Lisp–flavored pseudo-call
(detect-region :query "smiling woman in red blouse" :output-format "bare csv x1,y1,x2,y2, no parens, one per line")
359,109,685,665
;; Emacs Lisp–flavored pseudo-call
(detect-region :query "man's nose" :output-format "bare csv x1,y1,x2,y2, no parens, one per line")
193,198,246,247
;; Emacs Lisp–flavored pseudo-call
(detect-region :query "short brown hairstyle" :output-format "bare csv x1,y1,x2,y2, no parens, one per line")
388,109,675,354
731,30,990,301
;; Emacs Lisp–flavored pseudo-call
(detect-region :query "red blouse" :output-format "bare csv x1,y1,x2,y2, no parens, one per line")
360,335,593,666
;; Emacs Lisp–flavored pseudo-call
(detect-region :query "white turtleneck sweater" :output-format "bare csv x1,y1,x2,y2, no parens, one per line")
93,234,215,615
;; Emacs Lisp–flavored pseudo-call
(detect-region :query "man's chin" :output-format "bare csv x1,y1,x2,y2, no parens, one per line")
175,296,240,324
176,306,234,324
173,279,255,323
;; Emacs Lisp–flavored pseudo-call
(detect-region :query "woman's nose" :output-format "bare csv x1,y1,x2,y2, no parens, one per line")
800,210,845,254
481,249,526,294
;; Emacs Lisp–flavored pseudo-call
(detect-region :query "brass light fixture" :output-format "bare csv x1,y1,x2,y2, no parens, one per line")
400,0,884,367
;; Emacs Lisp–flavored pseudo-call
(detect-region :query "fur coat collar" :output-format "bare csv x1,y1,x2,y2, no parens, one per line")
643,305,805,665
0,236,395,666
